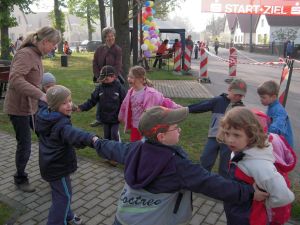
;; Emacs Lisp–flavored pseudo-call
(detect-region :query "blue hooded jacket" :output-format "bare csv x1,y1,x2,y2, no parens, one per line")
36,107,95,182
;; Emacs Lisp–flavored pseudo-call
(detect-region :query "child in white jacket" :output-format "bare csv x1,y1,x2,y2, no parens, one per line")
217,107,294,225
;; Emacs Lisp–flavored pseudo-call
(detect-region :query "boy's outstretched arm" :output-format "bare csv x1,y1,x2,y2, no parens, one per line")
94,139,140,164
188,98,215,113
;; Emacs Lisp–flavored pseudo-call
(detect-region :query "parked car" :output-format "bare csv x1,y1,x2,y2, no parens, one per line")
79,40,89,52
86,40,102,52
69,41,81,53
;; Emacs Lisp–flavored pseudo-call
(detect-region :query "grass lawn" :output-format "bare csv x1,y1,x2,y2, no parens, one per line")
0,202,14,225
0,52,299,222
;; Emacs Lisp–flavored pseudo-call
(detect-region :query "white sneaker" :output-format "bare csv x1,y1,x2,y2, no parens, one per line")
68,215,83,225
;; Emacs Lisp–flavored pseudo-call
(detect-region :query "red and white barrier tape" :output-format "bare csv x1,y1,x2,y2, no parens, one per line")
203,48,285,67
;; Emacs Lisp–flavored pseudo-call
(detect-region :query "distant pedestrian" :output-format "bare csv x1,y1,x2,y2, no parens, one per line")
194,43,199,59
286,40,294,58
214,38,219,55
118,66,181,142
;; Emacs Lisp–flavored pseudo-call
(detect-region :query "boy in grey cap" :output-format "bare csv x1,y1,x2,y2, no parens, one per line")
93,106,267,225
36,85,98,225
188,78,247,177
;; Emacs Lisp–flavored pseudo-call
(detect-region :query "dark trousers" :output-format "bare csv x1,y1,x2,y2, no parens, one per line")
47,176,74,225
153,53,163,69
96,103,101,122
9,115,33,184
103,123,120,141
200,137,231,178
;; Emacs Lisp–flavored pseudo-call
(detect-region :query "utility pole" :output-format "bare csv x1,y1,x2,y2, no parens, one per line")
250,14,253,52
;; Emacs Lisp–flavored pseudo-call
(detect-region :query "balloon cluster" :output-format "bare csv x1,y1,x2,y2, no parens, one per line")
141,1,160,58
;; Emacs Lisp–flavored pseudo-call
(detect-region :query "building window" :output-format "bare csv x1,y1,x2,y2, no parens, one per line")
261,19,264,27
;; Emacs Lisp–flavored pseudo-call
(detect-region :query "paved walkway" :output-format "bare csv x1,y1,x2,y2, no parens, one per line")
0,80,297,225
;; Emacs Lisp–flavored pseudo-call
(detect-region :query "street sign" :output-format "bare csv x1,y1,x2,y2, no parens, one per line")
202,0,300,16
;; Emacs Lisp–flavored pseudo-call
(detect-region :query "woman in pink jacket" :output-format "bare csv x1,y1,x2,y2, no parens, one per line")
118,66,180,141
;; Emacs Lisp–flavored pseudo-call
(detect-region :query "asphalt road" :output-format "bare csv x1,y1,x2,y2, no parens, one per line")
191,47,300,181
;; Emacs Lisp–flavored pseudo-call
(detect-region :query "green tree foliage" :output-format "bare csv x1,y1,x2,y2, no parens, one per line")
206,15,226,37
68,0,99,41
0,0,35,59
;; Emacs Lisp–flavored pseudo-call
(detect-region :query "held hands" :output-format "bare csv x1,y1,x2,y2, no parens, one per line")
253,183,269,201
92,136,99,145
40,93,47,103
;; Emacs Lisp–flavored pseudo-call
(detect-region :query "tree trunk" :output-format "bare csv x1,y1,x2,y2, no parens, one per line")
98,0,107,40
132,0,138,65
54,0,63,53
0,27,10,60
87,5,92,41
0,3,11,60
113,0,130,88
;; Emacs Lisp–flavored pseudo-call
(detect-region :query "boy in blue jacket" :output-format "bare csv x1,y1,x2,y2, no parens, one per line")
188,79,247,177
257,80,294,147
93,106,268,225
36,85,98,225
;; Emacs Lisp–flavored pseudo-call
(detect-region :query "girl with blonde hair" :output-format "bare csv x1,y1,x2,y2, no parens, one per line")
217,107,294,225
118,65,180,141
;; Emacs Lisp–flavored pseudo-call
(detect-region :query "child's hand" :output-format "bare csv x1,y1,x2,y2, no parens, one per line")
92,136,99,146
253,183,269,201
72,104,80,112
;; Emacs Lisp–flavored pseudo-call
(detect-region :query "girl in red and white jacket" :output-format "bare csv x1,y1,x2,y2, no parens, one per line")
217,107,295,225
253,109,297,225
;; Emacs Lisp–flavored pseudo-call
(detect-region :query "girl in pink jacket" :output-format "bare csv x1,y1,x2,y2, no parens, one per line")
118,66,180,141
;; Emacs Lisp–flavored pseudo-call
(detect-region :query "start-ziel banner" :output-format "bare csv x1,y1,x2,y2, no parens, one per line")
202,0,300,16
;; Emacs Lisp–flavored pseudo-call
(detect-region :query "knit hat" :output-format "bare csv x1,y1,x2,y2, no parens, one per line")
98,65,115,81
229,79,247,96
42,72,56,87
46,85,71,111
138,106,188,138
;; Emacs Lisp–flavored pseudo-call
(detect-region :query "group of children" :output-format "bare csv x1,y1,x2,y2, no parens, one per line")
35,66,296,225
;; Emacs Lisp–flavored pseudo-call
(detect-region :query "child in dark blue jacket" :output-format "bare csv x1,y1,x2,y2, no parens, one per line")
188,79,247,177
93,106,268,225
36,85,98,225
76,65,126,142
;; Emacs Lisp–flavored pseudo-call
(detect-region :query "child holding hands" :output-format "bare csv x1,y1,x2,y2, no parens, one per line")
118,65,180,141
36,85,98,225
76,65,126,142
94,106,268,225
217,107,294,225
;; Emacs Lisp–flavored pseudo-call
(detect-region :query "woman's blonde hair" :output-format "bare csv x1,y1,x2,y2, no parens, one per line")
20,26,61,49
129,65,153,87
217,107,268,149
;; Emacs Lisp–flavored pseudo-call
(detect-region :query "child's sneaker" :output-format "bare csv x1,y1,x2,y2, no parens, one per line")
68,215,83,225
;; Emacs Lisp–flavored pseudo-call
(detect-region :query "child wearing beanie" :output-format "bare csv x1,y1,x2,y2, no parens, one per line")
39,72,56,109
35,85,98,225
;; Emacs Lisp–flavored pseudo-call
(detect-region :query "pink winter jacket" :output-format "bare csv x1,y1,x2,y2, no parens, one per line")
118,86,181,131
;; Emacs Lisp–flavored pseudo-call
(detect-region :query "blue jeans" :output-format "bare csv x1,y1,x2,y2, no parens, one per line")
9,115,33,184
47,176,74,225
200,137,231,177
